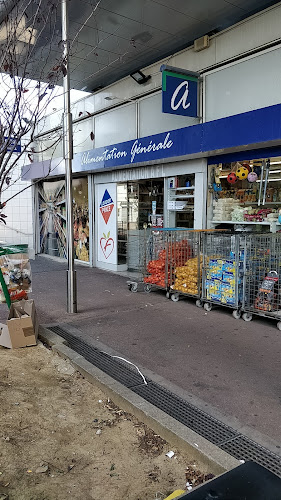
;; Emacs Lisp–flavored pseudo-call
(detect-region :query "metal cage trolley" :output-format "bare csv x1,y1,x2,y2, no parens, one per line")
242,233,281,329
201,232,245,318
128,227,169,294
168,229,202,304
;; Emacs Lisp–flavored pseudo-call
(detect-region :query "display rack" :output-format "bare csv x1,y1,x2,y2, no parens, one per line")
167,183,195,228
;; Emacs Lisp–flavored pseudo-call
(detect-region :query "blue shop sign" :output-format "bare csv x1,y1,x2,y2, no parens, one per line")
22,102,281,181
2,137,21,153
162,70,198,118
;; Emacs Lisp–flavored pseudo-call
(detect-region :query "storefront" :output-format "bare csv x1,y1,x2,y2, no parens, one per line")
94,159,206,272
23,100,281,273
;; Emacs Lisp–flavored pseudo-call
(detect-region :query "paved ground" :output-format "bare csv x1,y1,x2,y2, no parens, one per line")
1,255,281,456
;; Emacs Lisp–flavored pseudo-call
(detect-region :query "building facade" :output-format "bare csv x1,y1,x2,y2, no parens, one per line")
6,2,281,270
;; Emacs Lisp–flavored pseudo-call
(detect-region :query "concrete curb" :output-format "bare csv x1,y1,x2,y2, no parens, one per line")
39,325,239,475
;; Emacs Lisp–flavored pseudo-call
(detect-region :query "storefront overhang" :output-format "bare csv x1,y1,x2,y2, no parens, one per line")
22,102,281,181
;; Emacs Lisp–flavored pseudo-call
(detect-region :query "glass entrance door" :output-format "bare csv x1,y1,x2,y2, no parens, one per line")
116,179,164,271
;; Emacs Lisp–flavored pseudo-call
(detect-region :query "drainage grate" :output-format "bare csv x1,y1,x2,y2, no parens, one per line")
48,325,143,388
47,325,281,476
221,436,281,477
133,382,238,446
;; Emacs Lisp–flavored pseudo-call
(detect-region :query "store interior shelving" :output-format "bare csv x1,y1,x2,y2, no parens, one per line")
167,175,195,228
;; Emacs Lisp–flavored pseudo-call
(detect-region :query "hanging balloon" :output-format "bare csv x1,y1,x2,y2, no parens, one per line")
247,171,258,183
236,166,249,180
242,163,251,172
227,172,237,184
253,165,261,177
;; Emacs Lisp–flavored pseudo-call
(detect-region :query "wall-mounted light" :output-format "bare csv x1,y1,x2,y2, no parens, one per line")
130,70,151,84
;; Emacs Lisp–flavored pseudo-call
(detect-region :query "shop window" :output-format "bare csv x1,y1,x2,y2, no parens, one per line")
208,158,281,229
38,177,90,262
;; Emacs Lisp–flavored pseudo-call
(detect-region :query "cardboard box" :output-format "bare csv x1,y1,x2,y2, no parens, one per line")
0,299,38,349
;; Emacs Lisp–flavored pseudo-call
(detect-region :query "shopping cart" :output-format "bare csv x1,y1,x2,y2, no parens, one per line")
241,233,281,329
201,232,245,318
168,229,202,304
127,227,169,294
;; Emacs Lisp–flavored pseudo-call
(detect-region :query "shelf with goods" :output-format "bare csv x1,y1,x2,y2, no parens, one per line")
211,220,274,226
169,189,195,200
167,187,195,228
210,220,281,232
167,176,195,229
209,158,281,229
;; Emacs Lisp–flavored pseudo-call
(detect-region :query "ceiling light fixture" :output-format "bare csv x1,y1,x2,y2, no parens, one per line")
130,70,151,85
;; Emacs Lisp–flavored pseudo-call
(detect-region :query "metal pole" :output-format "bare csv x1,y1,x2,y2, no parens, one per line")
62,0,77,313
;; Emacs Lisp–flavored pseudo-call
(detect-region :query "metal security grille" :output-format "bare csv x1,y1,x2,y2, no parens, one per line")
47,325,281,476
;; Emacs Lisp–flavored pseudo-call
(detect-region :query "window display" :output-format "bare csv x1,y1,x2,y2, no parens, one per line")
38,177,89,262
208,157,281,229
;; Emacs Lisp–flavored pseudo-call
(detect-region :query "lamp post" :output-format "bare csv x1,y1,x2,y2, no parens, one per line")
61,0,77,313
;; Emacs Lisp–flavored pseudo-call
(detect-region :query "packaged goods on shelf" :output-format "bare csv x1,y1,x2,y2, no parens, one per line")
231,206,245,222
212,198,239,221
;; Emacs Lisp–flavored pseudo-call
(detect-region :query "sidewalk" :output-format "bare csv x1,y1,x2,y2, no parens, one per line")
2,255,281,456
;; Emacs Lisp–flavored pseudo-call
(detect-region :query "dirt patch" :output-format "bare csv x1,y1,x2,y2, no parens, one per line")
0,343,214,500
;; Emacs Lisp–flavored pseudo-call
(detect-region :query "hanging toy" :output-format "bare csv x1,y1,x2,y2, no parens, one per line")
227,172,237,184
253,165,261,177
213,166,222,192
247,170,258,183
236,166,249,180
242,163,251,172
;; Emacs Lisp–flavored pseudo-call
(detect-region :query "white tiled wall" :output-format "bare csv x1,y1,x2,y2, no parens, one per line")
0,157,34,255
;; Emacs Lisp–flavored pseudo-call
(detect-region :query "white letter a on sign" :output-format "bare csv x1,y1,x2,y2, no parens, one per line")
171,81,191,111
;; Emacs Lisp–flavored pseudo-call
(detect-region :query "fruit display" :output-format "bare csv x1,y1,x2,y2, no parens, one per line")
171,256,202,295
